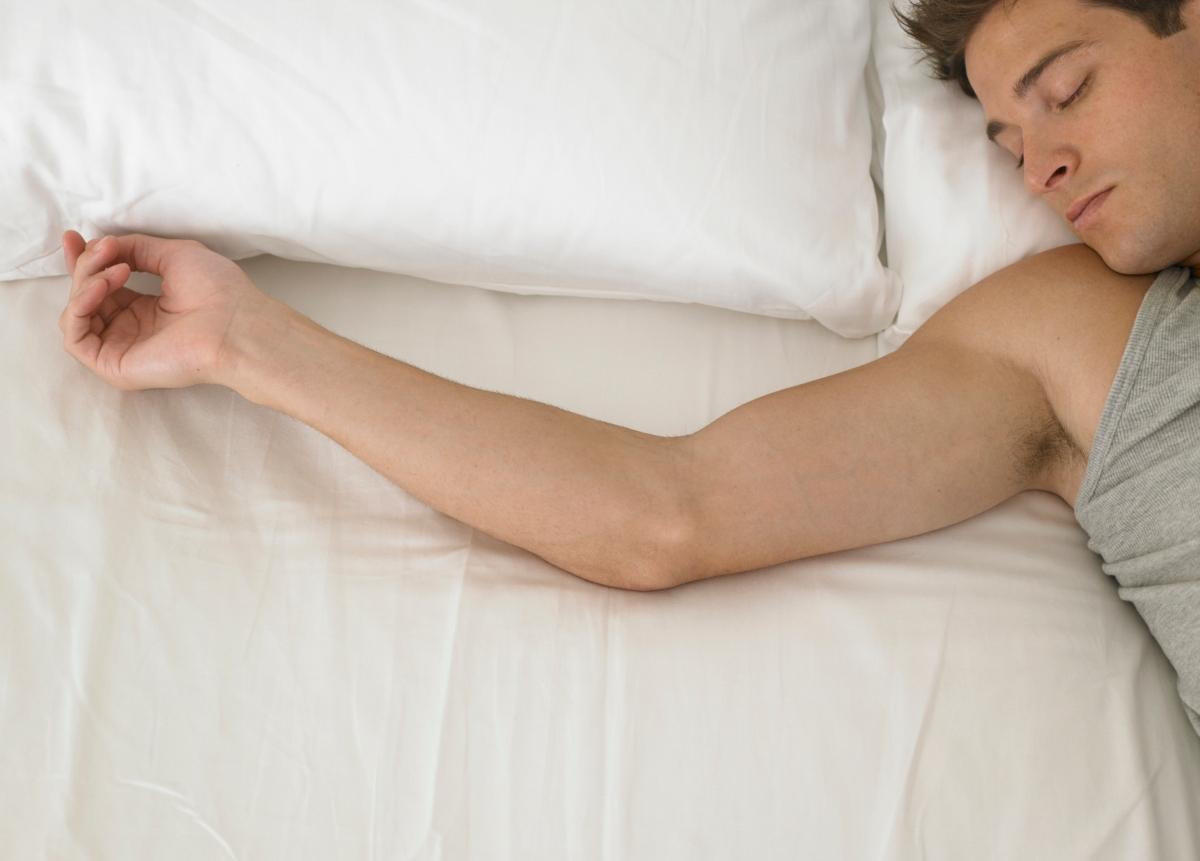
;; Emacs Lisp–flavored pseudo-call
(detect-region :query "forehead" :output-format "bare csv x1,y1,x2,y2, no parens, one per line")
965,0,1093,102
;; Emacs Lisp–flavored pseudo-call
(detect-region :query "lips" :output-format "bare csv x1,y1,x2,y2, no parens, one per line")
1067,186,1115,226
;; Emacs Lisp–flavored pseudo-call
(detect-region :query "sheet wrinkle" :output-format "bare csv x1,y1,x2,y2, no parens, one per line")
115,778,240,860
525,0,569,102
244,717,270,845
109,184,184,223
879,591,956,855
56,669,90,840
600,585,621,861
423,524,475,840
153,0,351,124
98,568,151,620
359,571,393,861
253,418,280,487
612,3,700,67
61,563,120,836
240,512,280,660
1074,753,1168,857
406,0,510,50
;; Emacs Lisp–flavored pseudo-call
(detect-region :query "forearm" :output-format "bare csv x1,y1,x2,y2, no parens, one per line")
215,299,692,589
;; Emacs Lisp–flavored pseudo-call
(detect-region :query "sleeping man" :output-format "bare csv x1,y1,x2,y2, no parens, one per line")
57,0,1200,734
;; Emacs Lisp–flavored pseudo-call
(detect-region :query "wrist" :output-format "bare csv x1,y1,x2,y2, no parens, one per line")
212,294,307,404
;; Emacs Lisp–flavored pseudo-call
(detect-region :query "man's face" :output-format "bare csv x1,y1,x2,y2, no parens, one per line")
965,0,1200,273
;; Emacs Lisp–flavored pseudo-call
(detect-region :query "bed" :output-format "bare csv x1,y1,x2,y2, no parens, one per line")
4,0,1200,857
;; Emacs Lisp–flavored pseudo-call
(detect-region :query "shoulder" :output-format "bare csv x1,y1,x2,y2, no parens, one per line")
917,242,1157,505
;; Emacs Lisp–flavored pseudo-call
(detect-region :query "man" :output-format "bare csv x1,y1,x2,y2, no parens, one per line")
56,0,1199,625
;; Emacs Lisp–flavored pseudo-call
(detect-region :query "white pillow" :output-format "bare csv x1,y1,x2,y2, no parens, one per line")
1,0,897,338
870,0,1077,356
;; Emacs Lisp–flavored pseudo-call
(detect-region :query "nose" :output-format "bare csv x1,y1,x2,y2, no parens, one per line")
1023,140,1077,196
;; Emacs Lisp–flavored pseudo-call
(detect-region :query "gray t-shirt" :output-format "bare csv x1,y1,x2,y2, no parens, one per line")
1075,264,1200,737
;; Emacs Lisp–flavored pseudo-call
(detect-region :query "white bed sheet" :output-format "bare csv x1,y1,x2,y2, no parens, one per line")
3,256,1199,859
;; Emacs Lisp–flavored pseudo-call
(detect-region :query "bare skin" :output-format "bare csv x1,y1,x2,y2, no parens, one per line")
963,0,1200,498
55,0,1200,591
966,0,1200,274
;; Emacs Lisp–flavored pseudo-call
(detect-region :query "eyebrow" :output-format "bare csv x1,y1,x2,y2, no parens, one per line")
985,39,1094,144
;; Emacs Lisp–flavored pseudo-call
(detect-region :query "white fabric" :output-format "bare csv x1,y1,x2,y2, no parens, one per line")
0,0,897,338
3,257,1199,857
869,0,1078,357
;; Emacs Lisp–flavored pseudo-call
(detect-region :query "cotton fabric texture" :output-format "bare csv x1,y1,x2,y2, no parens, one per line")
1075,266,1200,739
0,0,897,337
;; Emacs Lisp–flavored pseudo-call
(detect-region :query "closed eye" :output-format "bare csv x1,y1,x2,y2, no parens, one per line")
1014,75,1091,171
1055,75,1090,112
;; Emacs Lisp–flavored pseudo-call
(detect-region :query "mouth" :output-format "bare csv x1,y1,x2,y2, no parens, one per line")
1068,186,1115,229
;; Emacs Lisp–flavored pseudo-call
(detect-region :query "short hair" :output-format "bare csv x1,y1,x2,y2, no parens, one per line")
893,0,1188,98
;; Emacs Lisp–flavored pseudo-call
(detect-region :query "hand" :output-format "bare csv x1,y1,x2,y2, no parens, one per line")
58,230,281,392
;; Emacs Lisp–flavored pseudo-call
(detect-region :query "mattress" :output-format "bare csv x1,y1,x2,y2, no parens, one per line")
3,255,1199,858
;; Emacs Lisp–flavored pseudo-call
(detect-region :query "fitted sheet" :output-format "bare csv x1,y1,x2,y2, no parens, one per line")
3,255,1199,859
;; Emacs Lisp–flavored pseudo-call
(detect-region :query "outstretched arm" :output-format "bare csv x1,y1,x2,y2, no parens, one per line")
60,231,1068,593
217,255,1067,591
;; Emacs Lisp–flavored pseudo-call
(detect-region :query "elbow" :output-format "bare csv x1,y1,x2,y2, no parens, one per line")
595,559,684,594
604,568,674,592
616,510,699,592
631,438,705,591
585,434,702,592
568,509,696,593
549,511,692,592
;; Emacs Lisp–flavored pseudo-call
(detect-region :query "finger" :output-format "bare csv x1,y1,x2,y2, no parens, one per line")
68,231,196,319
58,282,140,336
61,273,108,359
105,232,193,279
62,230,86,275
61,262,130,345
97,283,140,324
72,235,119,297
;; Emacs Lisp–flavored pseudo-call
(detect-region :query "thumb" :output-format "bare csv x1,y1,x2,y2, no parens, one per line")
102,232,196,279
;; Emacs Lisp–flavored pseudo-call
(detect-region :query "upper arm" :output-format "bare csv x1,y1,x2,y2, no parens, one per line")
663,251,1078,588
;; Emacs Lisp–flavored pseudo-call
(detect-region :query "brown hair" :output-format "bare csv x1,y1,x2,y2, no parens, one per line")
893,0,1189,98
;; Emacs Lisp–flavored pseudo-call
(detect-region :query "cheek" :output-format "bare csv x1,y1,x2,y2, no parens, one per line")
1081,57,1200,269
1097,57,1198,159
1072,74,1147,176
1094,82,1137,157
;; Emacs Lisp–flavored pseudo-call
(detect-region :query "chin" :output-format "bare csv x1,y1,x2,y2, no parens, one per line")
1096,249,1146,275
1089,232,1167,276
